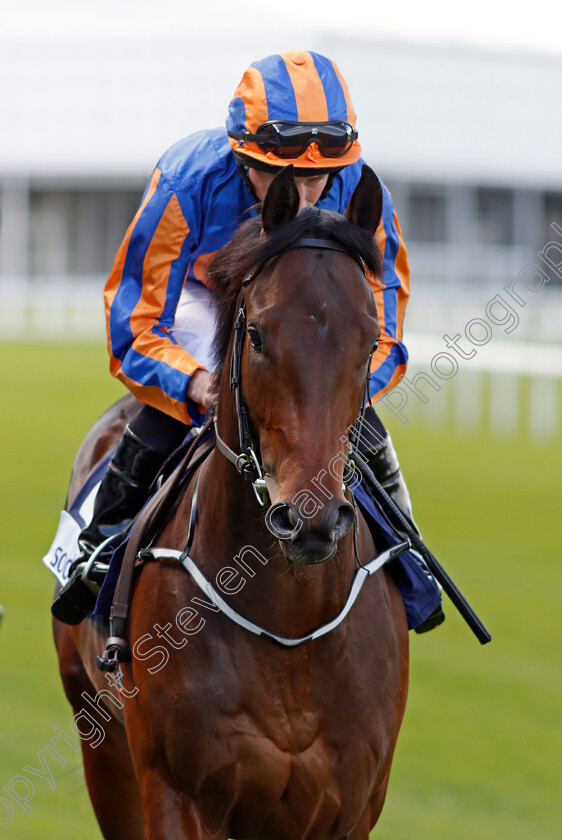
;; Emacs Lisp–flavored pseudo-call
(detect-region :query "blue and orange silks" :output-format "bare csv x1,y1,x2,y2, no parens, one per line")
105,129,409,425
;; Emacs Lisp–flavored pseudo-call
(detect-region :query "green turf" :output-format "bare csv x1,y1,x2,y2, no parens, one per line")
0,344,560,838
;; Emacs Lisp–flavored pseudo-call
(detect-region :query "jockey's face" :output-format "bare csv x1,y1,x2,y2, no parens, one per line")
248,168,329,209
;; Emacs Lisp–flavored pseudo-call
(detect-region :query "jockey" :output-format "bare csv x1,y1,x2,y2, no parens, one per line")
52,50,444,632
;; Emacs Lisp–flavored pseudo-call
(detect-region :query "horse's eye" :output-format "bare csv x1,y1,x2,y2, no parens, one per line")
247,326,263,353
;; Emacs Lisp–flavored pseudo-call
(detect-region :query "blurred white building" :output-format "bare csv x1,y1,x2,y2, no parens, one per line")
1,26,561,311
1,21,560,438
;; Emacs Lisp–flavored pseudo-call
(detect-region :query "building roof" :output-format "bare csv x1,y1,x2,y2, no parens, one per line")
2,17,561,187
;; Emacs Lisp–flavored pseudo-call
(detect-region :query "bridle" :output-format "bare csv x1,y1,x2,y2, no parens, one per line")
213,236,375,507
100,233,490,662
133,236,403,651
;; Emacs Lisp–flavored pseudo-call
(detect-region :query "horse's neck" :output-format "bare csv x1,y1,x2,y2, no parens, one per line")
190,406,357,639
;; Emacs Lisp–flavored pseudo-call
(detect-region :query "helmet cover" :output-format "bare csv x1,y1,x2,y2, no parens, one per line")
226,51,361,170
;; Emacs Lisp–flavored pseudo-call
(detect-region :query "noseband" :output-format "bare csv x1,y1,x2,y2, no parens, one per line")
214,237,374,506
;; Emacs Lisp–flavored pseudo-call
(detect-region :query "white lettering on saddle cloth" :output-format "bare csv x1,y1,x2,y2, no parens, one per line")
42,482,100,586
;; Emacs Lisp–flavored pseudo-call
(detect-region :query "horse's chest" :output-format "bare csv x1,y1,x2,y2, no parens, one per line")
172,704,382,840
164,638,398,838
137,573,406,838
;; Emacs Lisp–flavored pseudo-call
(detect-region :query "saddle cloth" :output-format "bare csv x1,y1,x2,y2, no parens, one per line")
43,454,111,587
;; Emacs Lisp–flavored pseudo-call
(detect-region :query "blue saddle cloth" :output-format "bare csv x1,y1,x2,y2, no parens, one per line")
352,483,442,629
89,477,441,630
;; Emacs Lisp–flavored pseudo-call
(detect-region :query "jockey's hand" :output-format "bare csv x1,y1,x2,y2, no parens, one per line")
186,369,216,409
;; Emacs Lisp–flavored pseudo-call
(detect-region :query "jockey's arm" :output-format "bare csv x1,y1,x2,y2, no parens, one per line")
368,183,410,402
104,167,207,425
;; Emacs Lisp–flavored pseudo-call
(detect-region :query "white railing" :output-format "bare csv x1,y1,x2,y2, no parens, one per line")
388,284,562,441
0,277,106,341
405,282,562,346
382,334,562,441
1,278,561,440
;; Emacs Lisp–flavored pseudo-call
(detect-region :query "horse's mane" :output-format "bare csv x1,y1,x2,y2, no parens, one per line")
206,207,383,375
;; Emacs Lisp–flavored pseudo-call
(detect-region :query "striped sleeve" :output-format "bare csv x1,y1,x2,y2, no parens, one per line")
368,184,410,401
104,168,204,425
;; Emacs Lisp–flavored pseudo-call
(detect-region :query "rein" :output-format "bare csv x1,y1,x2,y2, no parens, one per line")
96,236,377,671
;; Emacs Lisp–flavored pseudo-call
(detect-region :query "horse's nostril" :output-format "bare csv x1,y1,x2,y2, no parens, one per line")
328,501,355,541
266,502,302,541
266,499,354,547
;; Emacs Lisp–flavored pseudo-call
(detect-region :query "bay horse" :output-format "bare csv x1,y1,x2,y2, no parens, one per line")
53,165,409,840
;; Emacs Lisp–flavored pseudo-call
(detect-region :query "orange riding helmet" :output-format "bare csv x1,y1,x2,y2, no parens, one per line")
226,51,361,174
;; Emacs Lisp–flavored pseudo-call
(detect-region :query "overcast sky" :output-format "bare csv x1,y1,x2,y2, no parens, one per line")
4,0,562,55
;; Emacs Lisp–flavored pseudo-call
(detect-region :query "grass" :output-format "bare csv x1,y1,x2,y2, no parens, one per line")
0,343,560,838
375,415,562,839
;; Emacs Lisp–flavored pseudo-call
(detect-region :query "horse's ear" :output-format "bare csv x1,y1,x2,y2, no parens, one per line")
262,165,300,233
344,165,383,234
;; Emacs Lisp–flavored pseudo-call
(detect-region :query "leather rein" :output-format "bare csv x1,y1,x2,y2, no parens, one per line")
96,237,491,669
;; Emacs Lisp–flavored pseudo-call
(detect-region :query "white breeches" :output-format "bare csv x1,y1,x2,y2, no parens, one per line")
171,283,216,371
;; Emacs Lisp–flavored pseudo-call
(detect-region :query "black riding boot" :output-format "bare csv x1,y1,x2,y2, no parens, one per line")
363,433,419,535
363,432,445,634
51,426,166,625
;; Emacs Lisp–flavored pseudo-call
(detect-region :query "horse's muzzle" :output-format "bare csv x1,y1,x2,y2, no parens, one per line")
266,498,355,564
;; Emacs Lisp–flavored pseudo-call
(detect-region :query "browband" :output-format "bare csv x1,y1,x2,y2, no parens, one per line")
289,238,365,272
242,237,365,286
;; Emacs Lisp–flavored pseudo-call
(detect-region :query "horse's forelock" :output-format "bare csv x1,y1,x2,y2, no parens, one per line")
206,207,382,376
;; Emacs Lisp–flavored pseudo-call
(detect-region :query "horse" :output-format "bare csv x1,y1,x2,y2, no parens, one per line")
53,165,409,840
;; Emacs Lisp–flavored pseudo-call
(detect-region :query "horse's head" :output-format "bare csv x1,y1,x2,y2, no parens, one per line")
209,166,383,565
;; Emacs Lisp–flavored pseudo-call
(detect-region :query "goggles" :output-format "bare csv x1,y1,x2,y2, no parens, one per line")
228,120,358,159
